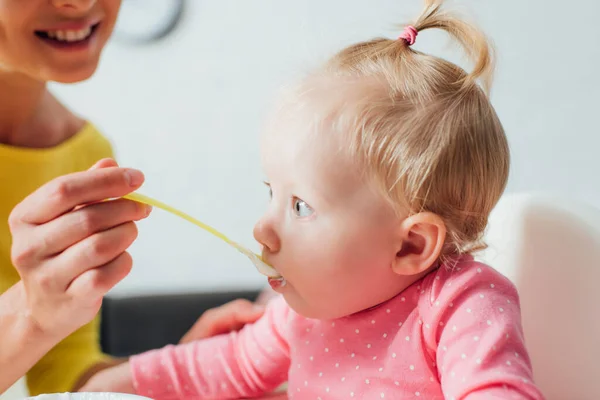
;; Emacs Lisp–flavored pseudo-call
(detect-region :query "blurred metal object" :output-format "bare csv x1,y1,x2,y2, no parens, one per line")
113,0,185,44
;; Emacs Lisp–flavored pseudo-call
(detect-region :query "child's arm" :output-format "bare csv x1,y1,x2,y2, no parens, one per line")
425,264,545,400
130,296,291,399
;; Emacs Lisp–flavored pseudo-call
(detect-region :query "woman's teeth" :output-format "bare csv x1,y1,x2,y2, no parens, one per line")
44,27,92,42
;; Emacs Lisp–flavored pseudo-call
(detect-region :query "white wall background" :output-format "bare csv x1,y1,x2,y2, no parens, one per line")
50,0,600,296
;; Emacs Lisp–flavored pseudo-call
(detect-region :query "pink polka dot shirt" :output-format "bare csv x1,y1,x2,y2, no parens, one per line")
130,257,545,399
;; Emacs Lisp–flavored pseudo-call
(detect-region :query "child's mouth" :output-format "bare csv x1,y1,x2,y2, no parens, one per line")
268,276,287,290
34,23,100,49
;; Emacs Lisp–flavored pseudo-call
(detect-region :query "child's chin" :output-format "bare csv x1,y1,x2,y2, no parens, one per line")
283,294,338,320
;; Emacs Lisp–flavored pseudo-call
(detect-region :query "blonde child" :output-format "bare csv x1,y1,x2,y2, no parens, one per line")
82,1,545,398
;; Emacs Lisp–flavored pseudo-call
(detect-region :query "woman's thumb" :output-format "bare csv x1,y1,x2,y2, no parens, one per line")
89,158,119,170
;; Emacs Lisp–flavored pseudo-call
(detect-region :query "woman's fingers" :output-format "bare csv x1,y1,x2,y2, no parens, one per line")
53,221,139,289
36,199,151,256
89,158,119,170
9,167,144,227
67,251,134,302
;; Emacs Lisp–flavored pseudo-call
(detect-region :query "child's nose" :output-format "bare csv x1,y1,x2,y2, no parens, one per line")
253,216,280,254
51,0,96,12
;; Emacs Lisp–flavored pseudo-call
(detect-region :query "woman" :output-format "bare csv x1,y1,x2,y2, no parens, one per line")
0,0,265,395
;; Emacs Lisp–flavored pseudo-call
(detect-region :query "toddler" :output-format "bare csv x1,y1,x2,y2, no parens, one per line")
86,1,544,398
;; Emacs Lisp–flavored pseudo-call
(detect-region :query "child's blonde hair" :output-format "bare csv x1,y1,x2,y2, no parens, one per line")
284,0,508,256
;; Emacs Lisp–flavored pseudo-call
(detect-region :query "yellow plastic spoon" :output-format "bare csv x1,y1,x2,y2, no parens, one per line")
123,192,280,278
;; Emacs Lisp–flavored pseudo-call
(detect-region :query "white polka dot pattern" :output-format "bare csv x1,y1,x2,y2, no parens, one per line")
128,259,543,399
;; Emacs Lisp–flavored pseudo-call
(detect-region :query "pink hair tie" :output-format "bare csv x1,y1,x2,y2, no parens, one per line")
399,25,418,46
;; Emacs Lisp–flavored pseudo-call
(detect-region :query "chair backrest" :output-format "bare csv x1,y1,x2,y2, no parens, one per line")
477,193,600,400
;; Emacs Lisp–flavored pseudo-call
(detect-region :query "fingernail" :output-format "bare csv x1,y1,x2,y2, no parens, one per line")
144,205,153,217
252,305,265,312
125,169,144,187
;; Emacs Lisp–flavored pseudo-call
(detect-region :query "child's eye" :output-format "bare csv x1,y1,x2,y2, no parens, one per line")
293,198,314,217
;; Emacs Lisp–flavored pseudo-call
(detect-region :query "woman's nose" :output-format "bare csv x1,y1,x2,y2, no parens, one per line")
253,215,281,254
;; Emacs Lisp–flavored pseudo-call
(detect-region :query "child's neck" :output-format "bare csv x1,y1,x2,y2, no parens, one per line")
0,71,83,149
342,266,437,319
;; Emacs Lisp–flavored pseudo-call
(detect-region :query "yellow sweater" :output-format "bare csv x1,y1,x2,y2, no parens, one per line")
0,123,113,395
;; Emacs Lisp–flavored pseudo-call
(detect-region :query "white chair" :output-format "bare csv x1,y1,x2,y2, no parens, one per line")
477,193,600,400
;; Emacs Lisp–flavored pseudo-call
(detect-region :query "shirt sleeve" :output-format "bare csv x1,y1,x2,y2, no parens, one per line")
130,296,292,399
422,263,546,400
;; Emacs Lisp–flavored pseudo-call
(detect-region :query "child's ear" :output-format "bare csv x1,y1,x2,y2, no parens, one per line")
392,212,446,276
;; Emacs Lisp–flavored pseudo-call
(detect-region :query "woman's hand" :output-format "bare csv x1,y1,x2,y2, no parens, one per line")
8,158,150,341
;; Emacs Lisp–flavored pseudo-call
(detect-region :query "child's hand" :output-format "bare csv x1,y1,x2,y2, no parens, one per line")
79,361,135,394
8,158,150,342
180,298,266,343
